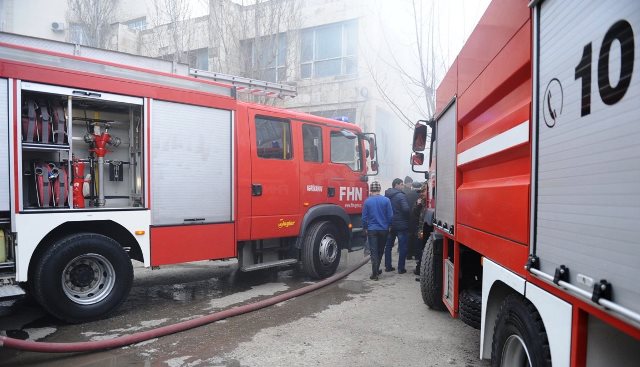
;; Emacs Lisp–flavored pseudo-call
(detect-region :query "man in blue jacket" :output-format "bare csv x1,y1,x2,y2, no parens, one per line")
362,181,393,280
384,178,411,274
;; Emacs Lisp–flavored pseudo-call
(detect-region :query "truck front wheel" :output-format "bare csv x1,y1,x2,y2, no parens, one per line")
32,233,133,323
491,294,551,367
302,221,341,279
420,235,445,310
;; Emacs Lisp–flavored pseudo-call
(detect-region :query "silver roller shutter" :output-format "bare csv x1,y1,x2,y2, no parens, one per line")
534,0,640,317
151,100,233,225
435,100,456,233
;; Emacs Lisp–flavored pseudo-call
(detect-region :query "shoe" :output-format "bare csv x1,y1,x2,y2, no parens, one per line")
415,277,420,282
378,269,383,275
370,275,379,280
413,268,420,276
398,269,407,274
385,267,396,272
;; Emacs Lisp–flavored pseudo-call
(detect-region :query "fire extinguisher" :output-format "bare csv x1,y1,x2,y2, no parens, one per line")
72,157,85,208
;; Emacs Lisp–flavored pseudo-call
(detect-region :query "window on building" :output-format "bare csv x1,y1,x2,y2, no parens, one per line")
255,117,292,160
311,108,357,123
301,20,357,79
125,17,147,31
190,48,209,70
69,23,88,45
303,124,323,162
331,131,361,171
158,48,209,70
242,34,287,83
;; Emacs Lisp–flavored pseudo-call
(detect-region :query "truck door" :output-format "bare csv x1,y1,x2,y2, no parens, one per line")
249,111,300,238
326,128,366,212
299,123,327,209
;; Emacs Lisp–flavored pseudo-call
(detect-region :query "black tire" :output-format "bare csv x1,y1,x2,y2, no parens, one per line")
32,233,133,323
302,221,342,279
491,294,551,367
459,288,481,329
420,235,445,310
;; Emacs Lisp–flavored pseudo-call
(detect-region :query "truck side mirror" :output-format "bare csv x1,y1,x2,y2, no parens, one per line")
413,123,427,152
411,152,424,165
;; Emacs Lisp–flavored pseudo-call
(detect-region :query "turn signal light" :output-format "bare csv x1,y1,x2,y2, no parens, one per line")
135,230,145,235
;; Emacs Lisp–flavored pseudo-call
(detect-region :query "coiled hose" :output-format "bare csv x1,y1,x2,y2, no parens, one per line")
0,256,369,353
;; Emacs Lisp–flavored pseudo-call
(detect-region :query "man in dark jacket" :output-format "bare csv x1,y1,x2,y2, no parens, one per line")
403,176,420,259
384,178,411,274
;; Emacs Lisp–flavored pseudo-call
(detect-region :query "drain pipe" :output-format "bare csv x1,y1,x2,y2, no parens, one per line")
1,257,369,353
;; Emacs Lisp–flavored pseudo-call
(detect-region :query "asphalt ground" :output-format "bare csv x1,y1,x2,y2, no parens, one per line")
0,249,489,366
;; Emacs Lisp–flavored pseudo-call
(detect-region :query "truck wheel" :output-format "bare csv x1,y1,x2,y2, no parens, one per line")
491,294,551,367
302,221,341,279
420,236,445,310
459,288,481,329
32,233,133,323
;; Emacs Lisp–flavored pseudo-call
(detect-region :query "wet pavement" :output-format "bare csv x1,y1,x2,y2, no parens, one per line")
0,250,489,366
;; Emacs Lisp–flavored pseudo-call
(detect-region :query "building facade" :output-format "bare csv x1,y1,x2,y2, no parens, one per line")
0,0,421,186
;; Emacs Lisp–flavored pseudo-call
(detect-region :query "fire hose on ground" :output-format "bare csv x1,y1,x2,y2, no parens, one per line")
0,256,370,353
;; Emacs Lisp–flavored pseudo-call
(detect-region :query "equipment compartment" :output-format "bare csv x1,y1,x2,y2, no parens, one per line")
20,82,144,210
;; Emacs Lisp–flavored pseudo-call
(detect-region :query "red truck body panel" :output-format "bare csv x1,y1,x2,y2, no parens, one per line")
435,1,532,276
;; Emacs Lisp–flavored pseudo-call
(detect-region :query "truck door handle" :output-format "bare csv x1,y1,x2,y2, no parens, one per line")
252,184,263,196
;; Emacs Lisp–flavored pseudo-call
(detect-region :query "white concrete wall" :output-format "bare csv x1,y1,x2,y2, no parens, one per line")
0,0,67,42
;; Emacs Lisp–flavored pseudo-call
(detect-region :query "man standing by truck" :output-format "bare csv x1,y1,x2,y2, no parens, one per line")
362,181,393,280
384,178,411,274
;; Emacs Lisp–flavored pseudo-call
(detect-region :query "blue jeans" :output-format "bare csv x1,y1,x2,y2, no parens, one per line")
367,230,388,276
385,230,408,272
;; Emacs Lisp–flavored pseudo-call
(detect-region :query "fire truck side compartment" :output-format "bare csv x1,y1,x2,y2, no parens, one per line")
434,100,456,233
534,0,640,319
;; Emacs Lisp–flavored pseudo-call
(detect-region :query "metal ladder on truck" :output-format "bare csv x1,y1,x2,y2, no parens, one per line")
0,32,297,99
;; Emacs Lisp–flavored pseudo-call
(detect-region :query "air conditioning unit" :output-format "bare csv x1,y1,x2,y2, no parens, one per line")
51,22,65,32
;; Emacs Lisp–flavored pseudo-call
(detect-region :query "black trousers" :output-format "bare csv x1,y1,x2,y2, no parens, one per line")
367,230,388,276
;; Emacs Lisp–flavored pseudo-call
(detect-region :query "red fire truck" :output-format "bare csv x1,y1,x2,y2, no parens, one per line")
0,32,376,323
412,0,640,365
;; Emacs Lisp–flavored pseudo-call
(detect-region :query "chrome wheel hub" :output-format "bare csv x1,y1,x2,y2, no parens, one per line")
62,253,116,305
501,334,532,367
318,234,338,266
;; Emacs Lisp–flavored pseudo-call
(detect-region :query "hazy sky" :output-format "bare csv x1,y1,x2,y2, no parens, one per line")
436,0,491,69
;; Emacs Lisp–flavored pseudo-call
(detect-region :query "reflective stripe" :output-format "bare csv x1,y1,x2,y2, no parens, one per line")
457,121,529,166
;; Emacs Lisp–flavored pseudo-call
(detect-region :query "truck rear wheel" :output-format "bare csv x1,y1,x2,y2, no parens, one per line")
420,235,445,310
32,233,133,323
459,288,481,329
302,221,341,279
491,294,551,367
